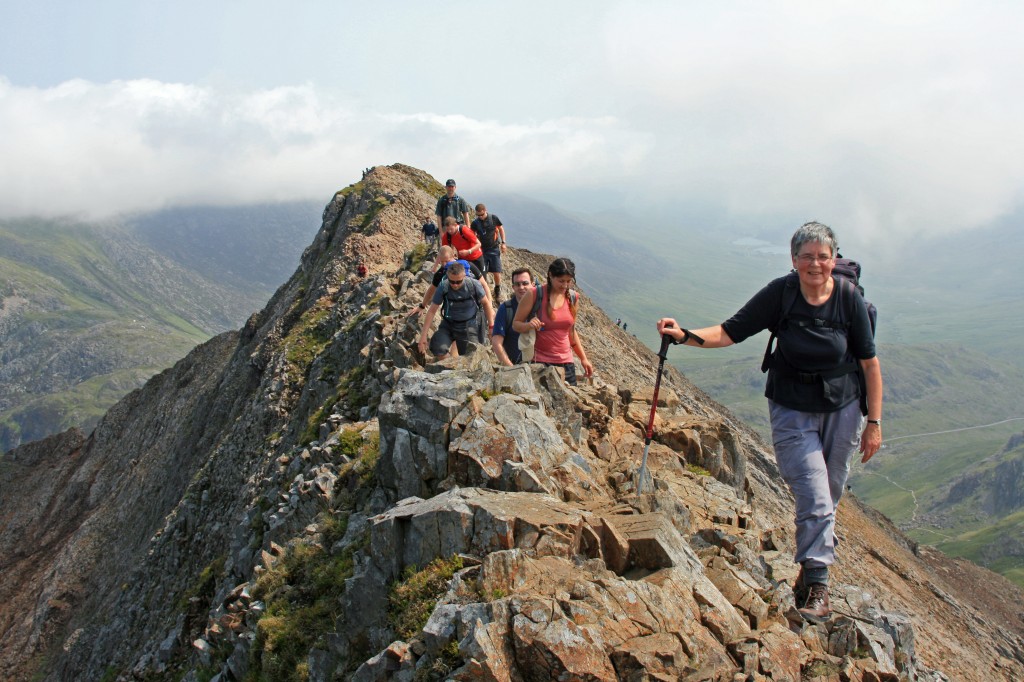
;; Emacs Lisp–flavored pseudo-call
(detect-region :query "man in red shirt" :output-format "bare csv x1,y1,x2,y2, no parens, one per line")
440,216,484,275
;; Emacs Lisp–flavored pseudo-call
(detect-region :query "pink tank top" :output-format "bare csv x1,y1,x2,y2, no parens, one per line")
533,286,575,364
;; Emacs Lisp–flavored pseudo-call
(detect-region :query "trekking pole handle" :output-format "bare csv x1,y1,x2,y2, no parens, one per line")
658,329,673,360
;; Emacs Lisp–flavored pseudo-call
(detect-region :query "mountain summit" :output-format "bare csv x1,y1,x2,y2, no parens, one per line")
2,164,1023,681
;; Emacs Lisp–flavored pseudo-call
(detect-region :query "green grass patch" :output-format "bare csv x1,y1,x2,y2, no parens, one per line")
335,431,381,488
178,555,227,610
283,296,335,376
407,243,430,272
685,463,712,477
340,364,371,413
248,519,364,682
388,556,465,641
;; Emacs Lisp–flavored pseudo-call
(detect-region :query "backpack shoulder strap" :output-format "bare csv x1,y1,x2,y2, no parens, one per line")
530,284,544,321
762,273,800,373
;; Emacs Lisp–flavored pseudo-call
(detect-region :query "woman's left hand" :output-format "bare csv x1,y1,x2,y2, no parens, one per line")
860,422,881,463
581,358,595,377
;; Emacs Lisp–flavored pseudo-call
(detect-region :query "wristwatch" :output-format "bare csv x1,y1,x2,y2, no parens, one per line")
867,419,881,425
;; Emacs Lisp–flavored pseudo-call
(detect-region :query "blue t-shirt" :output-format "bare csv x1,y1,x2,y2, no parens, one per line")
492,299,521,363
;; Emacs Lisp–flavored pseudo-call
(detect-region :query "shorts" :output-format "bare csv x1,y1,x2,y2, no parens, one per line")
480,248,503,274
429,317,485,356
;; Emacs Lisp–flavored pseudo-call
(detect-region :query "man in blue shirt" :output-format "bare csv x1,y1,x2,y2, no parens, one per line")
490,268,533,365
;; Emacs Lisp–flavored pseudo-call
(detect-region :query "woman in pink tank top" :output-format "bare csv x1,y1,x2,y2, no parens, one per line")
511,257,594,385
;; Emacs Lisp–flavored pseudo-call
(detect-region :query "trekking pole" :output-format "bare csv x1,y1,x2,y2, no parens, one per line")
636,323,705,494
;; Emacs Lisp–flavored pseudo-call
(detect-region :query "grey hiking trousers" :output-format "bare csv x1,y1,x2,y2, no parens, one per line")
769,399,864,574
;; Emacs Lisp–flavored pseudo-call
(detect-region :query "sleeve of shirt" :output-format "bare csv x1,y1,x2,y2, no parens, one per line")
469,263,484,279
493,215,502,227
431,286,445,306
848,291,876,359
432,269,444,287
721,277,787,344
492,303,508,337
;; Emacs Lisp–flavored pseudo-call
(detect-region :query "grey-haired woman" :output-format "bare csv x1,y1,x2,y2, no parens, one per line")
656,221,882,623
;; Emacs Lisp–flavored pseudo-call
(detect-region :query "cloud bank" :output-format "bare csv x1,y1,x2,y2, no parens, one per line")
0,78,649,220
1,1,1022,246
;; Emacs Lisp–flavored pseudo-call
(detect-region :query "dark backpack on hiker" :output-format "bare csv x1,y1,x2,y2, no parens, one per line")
761,254,876,413
439,194,467,221
442,225,477,246
830,256,877,333
471,214,501,250
438,273,483,324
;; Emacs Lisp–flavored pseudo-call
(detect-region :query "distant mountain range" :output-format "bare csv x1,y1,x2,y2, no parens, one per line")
0,202,320,451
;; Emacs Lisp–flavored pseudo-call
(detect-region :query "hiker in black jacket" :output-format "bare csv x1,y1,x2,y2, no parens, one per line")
656,221,883,625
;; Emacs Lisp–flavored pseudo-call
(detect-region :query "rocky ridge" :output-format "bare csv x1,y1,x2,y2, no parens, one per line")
1,164,1023,681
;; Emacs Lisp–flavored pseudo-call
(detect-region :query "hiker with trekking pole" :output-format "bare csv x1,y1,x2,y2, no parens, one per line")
655,221,883,625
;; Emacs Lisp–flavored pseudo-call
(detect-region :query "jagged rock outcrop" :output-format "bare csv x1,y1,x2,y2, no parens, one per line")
2,164,1024,681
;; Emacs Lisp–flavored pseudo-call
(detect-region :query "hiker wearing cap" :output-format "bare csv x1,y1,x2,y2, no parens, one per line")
512,257,594,386
418,261,494,361
471,203,507,297
435,178,472,230
490,267,532,366
655,221,882,624
440,217,484,276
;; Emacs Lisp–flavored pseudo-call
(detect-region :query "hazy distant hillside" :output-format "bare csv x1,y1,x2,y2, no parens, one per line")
0,203,319,453
130,201,321,291
483,191,662,305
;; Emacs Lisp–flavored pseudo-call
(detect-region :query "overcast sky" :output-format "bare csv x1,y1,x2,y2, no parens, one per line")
1,1,1022,244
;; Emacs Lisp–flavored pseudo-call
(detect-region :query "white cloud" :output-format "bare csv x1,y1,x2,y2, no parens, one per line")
1,0,1022,247
0,78,648,219
599,2,1024,241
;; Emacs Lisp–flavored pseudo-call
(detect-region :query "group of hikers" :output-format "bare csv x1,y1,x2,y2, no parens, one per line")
411,179,593,386
411,178,883,624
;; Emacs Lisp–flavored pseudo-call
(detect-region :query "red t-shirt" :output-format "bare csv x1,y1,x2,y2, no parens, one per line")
441,226,483,261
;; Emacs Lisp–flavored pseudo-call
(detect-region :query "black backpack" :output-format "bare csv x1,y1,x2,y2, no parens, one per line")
471,214,501,250
438,274,483,323
831,256,877,333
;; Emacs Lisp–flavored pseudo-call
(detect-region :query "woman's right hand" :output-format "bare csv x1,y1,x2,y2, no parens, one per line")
528,317,544,331
656,318,680,337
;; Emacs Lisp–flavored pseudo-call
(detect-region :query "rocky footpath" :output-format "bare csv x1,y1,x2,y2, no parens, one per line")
2,164,1024,681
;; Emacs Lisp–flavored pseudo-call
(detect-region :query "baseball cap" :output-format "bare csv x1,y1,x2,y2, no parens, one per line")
445,179,456,187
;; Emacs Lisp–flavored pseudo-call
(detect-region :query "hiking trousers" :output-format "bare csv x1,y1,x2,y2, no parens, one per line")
768,399,864,572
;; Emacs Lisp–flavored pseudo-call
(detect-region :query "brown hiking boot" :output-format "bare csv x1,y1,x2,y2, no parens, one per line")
798,583,831,623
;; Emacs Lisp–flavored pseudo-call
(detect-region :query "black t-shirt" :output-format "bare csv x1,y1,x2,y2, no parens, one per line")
722,274,875,413
470,214,503,250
